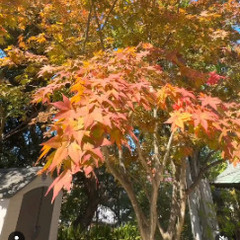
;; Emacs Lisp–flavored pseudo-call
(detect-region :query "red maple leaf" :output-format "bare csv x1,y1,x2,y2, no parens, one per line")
176,88,196,99
46,169,72,202
192,107,218,132
207,71,226,85
199,93,222,110
51,94,71,111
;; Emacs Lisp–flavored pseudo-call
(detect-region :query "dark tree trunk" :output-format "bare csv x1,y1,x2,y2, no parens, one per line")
73,176,100,231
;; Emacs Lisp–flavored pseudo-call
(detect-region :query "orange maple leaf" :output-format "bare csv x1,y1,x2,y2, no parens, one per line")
192,108,218,132
165,111,192,131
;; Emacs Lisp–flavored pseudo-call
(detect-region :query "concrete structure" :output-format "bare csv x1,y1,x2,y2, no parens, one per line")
0,167,62,240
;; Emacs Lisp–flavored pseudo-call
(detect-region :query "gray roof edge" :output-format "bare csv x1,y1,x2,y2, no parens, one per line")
214,163,240,185
0,167,43,198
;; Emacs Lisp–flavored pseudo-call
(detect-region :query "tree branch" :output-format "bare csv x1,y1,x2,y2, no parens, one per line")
149,108,161,240
149,177,160,240
153,108,161,169
102,146,149,234
134,140,155,183
82,1,94,52
2,109,39,141
0,105,5,142
162,131,174,168
167,160,179,236
157,219,171,240
162,32,172,48
175,160,187,240
93,3,105,50
186,158,224,195
101,0,118,31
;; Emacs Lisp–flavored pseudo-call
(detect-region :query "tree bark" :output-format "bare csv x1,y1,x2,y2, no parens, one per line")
102,147,150,240
186,155,219,240
0,105,6,155
73,176,100,231
175,160,187,240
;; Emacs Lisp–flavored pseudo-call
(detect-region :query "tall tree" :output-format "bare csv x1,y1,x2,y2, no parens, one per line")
1,0,240,239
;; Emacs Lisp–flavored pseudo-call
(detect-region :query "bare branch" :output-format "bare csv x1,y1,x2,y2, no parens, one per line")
186,158,224,195
3,124,28,141
149,109,161,239
2,109,39,141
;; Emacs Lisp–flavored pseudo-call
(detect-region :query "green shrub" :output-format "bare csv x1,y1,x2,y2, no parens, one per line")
58,223,141,240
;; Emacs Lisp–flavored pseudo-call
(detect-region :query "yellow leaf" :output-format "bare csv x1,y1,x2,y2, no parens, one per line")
165,111,192,131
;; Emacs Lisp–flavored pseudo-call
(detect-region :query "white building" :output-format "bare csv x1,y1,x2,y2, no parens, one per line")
0,167,62,240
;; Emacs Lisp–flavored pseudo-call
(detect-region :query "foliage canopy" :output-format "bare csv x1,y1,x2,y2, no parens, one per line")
1,0,240,239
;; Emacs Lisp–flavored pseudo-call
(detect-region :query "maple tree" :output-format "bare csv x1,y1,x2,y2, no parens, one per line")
1,0,240,239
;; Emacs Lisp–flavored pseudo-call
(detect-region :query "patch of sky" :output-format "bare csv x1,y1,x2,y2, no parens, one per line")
233,25,240,44
94,205,117,225
233,25,240,32
23,131,32,145
127,135,136,151
0,49,6,58
98,23,104,31
35,125,42,135
127,129,140,151
11,146,20,155
52,74,58,79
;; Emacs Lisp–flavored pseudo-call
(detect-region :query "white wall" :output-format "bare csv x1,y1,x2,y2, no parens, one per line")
49,191,63,240
0,199,9,235
0,175,60,240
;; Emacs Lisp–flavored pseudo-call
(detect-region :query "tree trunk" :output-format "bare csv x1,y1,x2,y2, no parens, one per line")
0,105,5,156
73,176,100,231
187,157,219,240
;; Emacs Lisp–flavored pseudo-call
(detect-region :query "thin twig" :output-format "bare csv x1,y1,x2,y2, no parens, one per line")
3,124,29,141
2,110,39,141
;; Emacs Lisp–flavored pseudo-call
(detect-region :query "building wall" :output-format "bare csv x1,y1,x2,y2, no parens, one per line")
0,199,9,235
49,190,63,240
0,175,62,240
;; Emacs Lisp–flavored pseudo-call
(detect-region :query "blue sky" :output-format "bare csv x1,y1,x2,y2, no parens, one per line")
0,49,6,58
